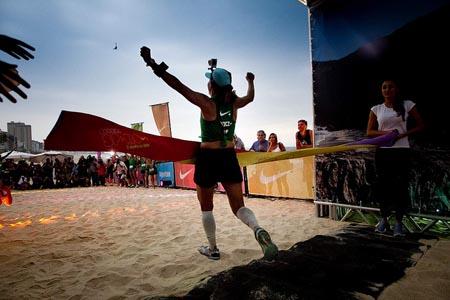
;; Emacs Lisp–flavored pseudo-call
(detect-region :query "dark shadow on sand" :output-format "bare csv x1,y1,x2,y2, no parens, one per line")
148,224,436,300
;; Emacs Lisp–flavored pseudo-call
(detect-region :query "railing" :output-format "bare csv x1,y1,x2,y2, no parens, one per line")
314,199,450,235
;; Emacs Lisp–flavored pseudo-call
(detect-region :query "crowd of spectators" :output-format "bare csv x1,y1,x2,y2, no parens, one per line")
239,120,314,153
0,154,158,191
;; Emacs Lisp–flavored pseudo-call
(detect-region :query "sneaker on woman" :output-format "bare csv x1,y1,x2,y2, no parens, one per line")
254,227,278,260
375,219,389,233
393,222,405,237
198,246,220,260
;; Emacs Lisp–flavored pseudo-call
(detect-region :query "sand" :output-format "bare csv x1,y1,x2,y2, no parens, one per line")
2,187,449,299
378,238,450,300
0,187,346,299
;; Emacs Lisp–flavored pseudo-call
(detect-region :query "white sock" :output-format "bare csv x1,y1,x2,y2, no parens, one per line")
201,211,216,249
236,207,260,231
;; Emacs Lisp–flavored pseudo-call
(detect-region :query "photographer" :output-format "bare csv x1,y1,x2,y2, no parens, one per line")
140,47,278,260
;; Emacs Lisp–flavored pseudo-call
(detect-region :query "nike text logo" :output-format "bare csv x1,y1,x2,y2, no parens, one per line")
179,168,194,180
219,111,231,117
259,170,291,184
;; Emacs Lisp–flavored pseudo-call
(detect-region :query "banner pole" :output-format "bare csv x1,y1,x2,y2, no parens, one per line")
167,102,173,137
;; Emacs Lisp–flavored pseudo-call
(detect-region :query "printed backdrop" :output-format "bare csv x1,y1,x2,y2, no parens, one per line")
310,0,450,215
247,157,314,199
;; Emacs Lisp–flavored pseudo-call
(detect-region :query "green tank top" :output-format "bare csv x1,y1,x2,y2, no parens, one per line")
200,96,236,146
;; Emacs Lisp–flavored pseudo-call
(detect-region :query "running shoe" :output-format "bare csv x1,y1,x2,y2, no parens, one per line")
375,219,389,233
198,246,220,260
393,222,405,237
254,227,278,260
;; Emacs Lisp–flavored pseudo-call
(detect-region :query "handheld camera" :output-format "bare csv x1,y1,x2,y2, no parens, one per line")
208,58,217,71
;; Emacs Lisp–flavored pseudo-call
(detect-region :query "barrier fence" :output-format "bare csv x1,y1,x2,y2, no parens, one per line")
157,157,315,200
155,157,449,235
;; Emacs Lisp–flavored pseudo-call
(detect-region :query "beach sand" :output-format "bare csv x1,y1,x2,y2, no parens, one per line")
0,187,346,299
379,238,450,300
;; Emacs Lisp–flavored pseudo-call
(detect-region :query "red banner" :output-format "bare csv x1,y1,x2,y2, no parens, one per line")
44,111,199,162
174,162,196,188
174,162,245,192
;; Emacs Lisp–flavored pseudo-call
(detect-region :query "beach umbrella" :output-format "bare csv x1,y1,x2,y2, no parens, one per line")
30,151,73,163
0,151,34,161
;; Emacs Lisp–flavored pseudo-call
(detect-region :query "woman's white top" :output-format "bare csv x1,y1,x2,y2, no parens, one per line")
371,100,415,148
270,144,282,152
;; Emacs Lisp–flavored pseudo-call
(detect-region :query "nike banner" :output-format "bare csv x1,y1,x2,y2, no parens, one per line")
174,163,196,188
174,162,245,191
247,157,314,199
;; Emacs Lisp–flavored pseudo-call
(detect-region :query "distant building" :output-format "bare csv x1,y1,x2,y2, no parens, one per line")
32,140,44,153
7,122,32,152
0,129,16,153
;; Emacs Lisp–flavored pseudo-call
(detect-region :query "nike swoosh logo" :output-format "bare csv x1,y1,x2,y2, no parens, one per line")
158,125,167,133
219,111,231,117
179,168,194,180
259,170,291,184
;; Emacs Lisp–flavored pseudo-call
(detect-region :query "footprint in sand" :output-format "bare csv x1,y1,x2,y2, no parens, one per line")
138,283,155,292
85,273,134,289
156,263,196,279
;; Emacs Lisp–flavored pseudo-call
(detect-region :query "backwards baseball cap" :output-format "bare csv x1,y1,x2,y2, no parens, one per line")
205,68,232,87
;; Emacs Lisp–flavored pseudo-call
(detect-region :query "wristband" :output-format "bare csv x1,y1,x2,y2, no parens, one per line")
152,62,169,77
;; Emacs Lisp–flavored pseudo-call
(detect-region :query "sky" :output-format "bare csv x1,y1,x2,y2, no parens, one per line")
0,0,312,149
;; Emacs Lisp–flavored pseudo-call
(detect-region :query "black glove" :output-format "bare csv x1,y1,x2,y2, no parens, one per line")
140,46,168,77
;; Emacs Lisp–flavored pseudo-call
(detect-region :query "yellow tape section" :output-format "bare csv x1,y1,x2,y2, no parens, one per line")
236,144,376,167
178,144,375,167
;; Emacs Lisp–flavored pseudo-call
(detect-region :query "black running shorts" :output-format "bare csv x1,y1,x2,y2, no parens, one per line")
194,148,243,188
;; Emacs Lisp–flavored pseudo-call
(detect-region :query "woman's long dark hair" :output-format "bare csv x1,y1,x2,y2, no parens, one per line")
385,79,405,121
210,81,236,105
393,99,406,121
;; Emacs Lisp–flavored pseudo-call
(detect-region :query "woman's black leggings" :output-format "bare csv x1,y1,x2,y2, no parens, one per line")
375,148,411,221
